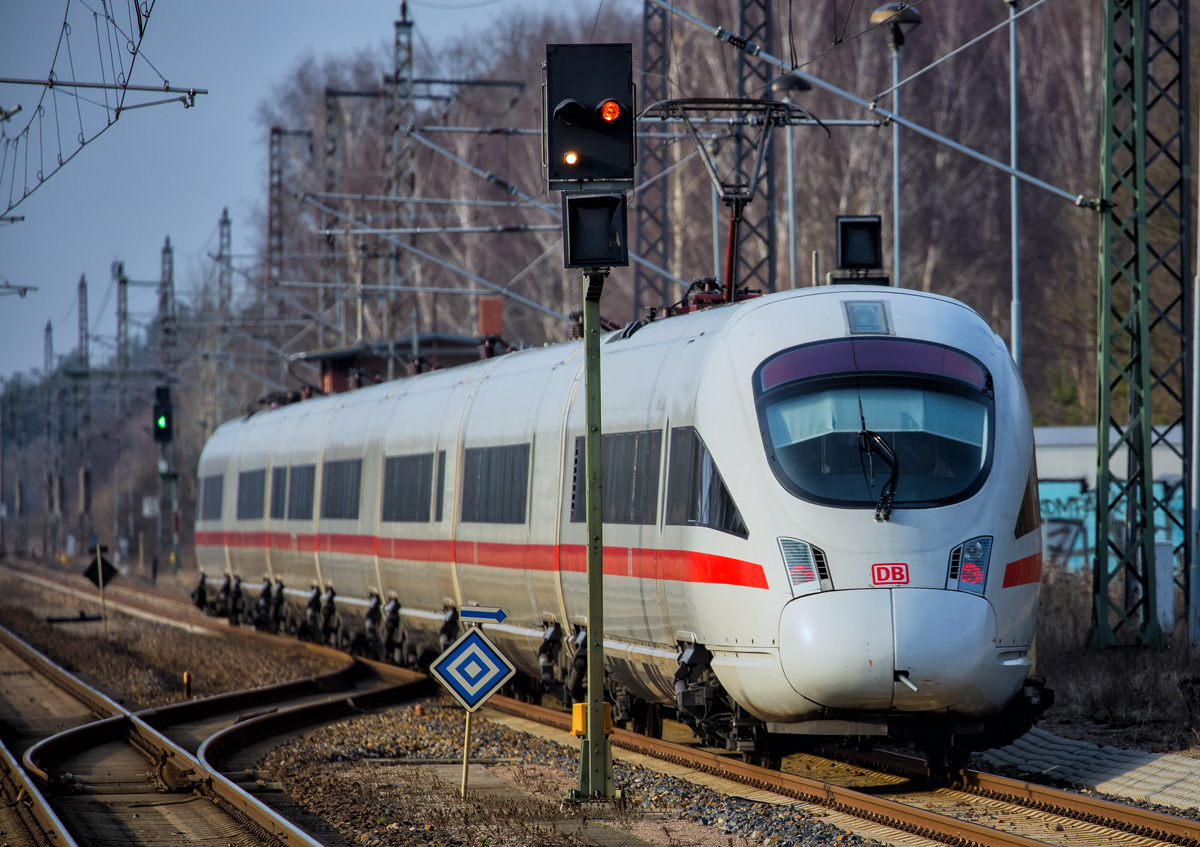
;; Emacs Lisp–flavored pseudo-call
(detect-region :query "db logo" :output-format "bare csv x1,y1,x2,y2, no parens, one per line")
872,563,909,585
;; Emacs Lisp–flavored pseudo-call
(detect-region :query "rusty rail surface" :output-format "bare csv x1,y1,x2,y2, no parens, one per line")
488,695,1199,847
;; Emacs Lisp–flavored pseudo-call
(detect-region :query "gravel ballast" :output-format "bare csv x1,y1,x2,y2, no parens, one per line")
261,701,887,847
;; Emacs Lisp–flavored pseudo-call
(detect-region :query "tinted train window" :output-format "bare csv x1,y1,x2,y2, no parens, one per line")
236,469,266,521
435,450,446,522
321,458,363,520
461,443,529,524
382,453,433,522
1014,466,1041,538
570,430,662,525
666,427,748,538
287,464,316,520
755,338,994,510
269,467,287,519
200,474,224,521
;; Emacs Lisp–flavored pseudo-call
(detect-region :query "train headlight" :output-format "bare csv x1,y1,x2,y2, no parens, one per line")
778,538,829,595
947,536,992,595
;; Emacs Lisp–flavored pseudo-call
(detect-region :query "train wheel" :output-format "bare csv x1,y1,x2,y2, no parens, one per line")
630,702,662,738
741,750,781,770
920,743,969,782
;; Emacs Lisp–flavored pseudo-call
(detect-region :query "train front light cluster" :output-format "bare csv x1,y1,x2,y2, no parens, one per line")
778,537,829,595
947,536,992,595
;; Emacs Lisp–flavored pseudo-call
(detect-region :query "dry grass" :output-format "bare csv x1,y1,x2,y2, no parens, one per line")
1035,564,1200,753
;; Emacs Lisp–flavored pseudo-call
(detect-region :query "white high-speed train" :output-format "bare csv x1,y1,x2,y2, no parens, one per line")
195,285,1050,762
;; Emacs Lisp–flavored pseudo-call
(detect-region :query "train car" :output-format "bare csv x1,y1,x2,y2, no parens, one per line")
194,285,1050,763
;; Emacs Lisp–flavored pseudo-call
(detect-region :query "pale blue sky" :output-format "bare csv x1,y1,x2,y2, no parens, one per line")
0,0,554,383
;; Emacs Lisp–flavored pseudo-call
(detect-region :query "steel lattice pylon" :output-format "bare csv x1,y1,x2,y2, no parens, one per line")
733,0,775,293
383,11,418,350
633,1,672,313
636,0,776,306
1093,0,1191,649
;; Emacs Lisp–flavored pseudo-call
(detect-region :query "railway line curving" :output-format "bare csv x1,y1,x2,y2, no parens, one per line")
4,559,1200,847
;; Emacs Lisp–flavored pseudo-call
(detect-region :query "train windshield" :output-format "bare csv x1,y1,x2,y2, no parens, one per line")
754,338,994,509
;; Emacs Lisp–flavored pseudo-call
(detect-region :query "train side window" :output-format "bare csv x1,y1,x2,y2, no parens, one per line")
321,458,363,520
287,464,316,520
269,467,287,520
1014,465,1041,538
666,427,748,539
200,474,224,522
435,450,446,522
461,443,530,524
569,430,662,525
381,453,433,522
236,469,266,521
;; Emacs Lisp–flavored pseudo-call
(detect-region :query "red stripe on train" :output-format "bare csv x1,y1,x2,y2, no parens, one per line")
195,530,768,589
1002,553,1042,588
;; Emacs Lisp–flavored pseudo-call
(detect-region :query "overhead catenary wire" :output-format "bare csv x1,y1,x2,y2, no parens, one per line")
294,190,571,324
870,0,1053,105
0,0,206,217
405,128,694,291
644,0,1090,208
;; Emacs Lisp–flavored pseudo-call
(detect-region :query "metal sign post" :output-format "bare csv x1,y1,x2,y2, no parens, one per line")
573,267,616,801
97,544,107,636
429,614,515,798
84,543,116,636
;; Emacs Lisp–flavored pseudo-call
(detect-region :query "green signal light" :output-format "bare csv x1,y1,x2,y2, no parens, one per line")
156,415,167,429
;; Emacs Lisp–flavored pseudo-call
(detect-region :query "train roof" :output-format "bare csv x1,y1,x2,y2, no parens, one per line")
205,285,994,443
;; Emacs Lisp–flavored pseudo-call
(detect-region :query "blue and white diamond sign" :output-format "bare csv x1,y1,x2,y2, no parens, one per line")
430,627,516,712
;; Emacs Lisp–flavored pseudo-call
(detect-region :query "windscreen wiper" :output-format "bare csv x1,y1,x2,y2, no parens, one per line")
858,429,899,522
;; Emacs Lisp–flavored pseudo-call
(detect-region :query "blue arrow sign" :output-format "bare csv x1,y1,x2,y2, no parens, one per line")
458,606,507,625
430,628,516,712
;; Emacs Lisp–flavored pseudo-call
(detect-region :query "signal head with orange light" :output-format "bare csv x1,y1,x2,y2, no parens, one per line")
545,43,635,190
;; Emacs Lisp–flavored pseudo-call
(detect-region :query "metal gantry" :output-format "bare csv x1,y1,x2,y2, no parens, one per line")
1092,0,1191,649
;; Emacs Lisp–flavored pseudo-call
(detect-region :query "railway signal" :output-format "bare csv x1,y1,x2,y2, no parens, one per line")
545,43,635,190
153,384,173,444
546,41,633,804
562,192,628,268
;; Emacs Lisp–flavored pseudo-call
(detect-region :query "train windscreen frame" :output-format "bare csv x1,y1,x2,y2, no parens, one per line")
754,338,995,510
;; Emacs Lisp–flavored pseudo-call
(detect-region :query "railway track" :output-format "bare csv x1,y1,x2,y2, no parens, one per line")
0,603,432,847
5,559,1200,847
486,690,1200,847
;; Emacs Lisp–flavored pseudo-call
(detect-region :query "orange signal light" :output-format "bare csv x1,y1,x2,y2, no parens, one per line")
598,100,621,122
564,151,579,166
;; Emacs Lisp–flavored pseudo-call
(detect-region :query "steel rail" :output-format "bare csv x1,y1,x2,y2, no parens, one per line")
0,618,348,847
961,770,1200,847
488,695,1197,847
198,673,433,770
0,623,125,719
826,744,1200,846
196,671,434,847
0,730,78,847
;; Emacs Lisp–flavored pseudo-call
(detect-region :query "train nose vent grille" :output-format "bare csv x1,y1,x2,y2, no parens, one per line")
812,547,829,581
948,546,962,581
778,538,829,594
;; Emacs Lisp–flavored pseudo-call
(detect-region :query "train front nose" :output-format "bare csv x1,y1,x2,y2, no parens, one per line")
777,589,997,711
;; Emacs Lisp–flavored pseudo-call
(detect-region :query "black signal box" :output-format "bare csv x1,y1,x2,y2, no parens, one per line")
563,192,628,268
545,43,635,190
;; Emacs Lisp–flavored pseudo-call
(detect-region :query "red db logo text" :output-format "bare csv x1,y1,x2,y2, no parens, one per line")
872,563,909,585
